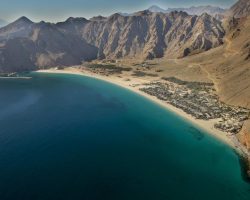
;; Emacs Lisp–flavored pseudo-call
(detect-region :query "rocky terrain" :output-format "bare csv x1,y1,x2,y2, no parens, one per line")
0,10,225,72
238,120,250,151
229,0,250,18
79,11,224,60
237,120,250,176
0,17,98,72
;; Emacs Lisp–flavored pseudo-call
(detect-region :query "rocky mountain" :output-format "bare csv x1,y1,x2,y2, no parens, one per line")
79,11,224,59
0,11,225,72
229,0,250,18
160,0,250,158
176,0,250,110
147,5,226,17
0,17,98,72
0,17,34,42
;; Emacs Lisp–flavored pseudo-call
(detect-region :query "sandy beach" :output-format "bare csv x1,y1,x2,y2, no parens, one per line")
36,67,249,155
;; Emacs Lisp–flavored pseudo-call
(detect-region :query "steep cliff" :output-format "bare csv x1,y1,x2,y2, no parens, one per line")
77,11,225,60
229,0,250,18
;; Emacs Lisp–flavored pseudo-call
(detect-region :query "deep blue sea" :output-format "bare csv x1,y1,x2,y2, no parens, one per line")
0,72,249,200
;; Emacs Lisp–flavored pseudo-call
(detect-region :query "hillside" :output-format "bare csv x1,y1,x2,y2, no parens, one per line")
145,0,250,161
154,15,250,109
0,17,98,72
78,11,225,60
229,0,250,18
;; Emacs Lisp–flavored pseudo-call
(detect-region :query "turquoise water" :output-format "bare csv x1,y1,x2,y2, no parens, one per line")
0,72,249,200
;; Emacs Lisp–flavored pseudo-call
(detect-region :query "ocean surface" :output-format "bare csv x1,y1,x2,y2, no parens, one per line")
0,72,249,200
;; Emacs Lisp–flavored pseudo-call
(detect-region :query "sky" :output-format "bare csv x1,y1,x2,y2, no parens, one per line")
0,0,237,23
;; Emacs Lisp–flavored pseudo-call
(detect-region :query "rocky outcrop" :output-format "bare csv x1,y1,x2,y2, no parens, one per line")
238,120,250,150
243,42,250,60
237,120,250,177
229,0,250,18
76,11,225,60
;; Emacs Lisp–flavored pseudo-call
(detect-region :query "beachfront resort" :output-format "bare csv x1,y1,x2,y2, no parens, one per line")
138,78,249,134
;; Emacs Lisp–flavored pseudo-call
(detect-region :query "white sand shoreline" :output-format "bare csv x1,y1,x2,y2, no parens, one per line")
36,68,248,156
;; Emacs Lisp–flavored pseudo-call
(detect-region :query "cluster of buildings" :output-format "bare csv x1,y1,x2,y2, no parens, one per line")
139,80,249,134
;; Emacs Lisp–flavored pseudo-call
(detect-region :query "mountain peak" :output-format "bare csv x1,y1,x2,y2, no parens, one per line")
147,5,166,13
134,10,152,16
0,16,33,31
201,12,211,17
15,16,33,24
168,10,189,18
65,17,88,23
108,13,122,21
89,15,107,21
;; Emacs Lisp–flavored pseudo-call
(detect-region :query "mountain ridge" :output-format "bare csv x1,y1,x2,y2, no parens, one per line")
147,5,226,16
0,10,225,72
229,0,250,18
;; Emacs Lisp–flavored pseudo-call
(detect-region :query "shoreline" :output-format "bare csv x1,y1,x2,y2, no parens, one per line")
36,69,242,150
0,76,32,79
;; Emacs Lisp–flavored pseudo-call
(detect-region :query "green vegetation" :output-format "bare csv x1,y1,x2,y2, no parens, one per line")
162,77,214,90
87,63,131,74
132,71,159,77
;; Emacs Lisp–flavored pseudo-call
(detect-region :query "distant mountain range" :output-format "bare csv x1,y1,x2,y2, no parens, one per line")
147,5,226,16
118,5,226,18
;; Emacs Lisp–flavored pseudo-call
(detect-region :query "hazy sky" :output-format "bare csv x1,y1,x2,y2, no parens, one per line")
0,0,237,23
